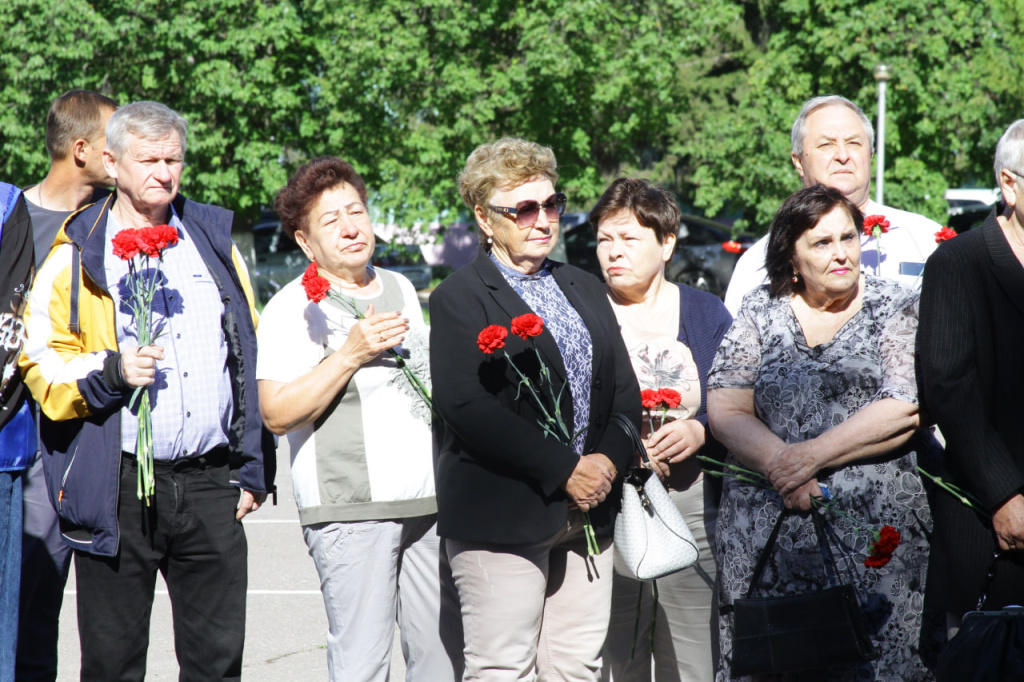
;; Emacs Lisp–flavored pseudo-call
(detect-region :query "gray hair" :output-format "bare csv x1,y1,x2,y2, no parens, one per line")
106,101,188,158
791,95,875,156
994,120,1024,187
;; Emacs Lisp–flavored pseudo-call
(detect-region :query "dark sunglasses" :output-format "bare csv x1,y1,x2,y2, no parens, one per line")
488,192,567,228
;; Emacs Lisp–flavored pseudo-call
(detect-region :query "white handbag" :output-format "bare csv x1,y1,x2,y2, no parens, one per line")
611,413,699,581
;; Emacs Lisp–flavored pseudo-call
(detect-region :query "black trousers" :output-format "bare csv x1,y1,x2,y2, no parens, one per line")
74,452,248,682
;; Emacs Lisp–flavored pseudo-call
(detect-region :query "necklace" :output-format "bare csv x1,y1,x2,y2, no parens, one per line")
34,181,48,210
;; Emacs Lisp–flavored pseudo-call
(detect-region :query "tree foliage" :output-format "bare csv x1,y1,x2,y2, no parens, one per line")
1,0,1021,230
687,0,1018,229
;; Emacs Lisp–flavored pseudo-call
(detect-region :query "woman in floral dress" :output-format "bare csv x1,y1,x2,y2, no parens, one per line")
707,185,940,681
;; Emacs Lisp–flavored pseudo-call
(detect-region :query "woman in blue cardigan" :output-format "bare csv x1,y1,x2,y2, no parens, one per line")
594,178,732,682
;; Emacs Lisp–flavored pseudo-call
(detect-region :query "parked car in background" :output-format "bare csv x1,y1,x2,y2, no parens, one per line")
252,214,307,305
947,202,991,234
250,215,433,305
945,187,999,235
560,213,753,298
373,242,433,291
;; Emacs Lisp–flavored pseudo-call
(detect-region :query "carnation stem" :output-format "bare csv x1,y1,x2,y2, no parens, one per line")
581,511,601,556
915,466,989,517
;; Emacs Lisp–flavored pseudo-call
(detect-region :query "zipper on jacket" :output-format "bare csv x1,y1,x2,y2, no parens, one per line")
58,446,79,512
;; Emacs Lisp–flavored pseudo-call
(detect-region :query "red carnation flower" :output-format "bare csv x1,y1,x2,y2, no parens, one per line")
874,525,901,553
658,388,682,409
112,229,141,260
511,313,545,340
301,262,331,303
477,325,508,354
140,224,179,256
934,226,957,243
864,525,901,569
863,214,890,239
641,389,661,409
864,553,892,569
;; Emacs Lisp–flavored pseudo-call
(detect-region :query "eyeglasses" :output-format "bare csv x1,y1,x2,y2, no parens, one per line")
487,193,567,228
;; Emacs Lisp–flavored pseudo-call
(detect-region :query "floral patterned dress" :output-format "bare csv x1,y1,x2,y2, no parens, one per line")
707,278,937,681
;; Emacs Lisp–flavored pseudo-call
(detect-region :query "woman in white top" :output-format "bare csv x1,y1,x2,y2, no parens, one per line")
255,156,461,682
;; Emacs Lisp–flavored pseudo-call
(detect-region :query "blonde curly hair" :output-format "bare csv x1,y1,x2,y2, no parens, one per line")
458,138,559,244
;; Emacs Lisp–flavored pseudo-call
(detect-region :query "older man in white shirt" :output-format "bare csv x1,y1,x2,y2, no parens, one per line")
724,95,943,315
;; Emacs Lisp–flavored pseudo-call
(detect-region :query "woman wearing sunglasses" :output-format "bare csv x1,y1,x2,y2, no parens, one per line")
430,137,642,681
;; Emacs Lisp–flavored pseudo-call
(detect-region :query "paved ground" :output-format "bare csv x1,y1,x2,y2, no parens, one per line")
56,439,408,680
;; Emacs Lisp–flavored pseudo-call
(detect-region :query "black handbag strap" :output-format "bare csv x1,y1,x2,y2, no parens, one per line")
976,551,1004,611
745,507,843,598
611,413,650,468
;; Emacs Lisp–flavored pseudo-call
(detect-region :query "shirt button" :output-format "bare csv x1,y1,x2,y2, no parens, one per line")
176,333,181,339
186,411,191,418
183,371,189,378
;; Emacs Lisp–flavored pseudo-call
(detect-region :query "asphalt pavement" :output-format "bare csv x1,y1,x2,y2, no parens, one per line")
56,438,408,680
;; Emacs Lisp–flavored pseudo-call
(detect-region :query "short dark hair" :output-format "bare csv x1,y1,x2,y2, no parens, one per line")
765,184,863,297
45,90,118,161
274,157,369,240
588,177,680,243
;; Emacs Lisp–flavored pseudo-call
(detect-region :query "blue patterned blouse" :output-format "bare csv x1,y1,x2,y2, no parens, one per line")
492,256,593,454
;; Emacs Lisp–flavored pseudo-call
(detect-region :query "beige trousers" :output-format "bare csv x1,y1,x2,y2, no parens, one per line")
602,482,718,681
447,512,615,681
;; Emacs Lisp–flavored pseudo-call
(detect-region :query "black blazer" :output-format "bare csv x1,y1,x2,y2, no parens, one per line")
429,252,642,544
919,206,1024,614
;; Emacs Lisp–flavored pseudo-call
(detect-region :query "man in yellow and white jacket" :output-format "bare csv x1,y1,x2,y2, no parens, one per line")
19,101,274,680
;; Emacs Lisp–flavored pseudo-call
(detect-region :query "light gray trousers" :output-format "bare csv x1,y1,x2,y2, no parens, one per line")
303,515,463,682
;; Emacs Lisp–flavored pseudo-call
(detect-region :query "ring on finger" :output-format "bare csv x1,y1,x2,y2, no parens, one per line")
379,332,385,342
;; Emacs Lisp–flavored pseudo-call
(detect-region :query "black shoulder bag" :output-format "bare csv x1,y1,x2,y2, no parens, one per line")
729,507,876,677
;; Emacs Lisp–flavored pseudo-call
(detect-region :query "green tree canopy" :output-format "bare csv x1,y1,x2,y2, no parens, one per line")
1,0,1020,230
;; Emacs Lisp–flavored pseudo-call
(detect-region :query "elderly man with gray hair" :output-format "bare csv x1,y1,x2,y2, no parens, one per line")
919,119,1024,628
19,101,274,680
724,95,943,314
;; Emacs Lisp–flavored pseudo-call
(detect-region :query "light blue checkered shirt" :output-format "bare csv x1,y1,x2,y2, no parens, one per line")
105,207,232,460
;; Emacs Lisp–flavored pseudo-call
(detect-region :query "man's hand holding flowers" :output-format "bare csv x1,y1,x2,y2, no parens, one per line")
119,344,165,387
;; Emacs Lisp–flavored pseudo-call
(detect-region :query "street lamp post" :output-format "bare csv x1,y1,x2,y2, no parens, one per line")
874,63,892,206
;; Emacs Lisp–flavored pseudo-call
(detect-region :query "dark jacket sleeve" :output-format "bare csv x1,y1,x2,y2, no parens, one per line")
0,195,35,428
919,233,1024,511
